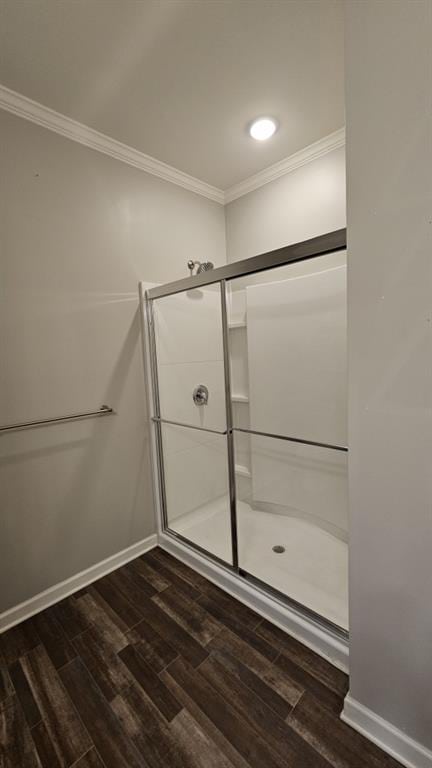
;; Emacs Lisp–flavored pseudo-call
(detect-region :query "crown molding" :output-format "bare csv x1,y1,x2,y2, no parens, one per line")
0,84,345,206
0,83,225,204
224,127,346,204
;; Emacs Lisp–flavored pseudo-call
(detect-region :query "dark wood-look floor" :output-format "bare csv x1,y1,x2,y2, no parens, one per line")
0,547,402,768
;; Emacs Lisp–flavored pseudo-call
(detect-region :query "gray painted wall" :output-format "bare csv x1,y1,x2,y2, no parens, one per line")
225,146,346,262
345,0,432,749
0,110,226,612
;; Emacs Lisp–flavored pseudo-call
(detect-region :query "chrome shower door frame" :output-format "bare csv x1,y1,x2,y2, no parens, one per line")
142,228,348,639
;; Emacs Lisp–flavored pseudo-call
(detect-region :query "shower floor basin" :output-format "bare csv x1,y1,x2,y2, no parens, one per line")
169,497,348,630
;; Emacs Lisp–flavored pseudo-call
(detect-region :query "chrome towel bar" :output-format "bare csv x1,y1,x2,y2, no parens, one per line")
151,416,226,436
150,417,347,451
0,405,114,434
234,426,348,452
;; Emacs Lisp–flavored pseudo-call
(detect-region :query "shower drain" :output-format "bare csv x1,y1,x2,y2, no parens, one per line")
272,545,286,554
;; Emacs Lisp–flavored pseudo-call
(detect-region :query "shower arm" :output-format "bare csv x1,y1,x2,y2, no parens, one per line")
187,260,200,276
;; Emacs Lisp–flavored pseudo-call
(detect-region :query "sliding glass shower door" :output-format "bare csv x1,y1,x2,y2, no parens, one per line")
145,231,348,633
151,284,233,565
226,251,348,629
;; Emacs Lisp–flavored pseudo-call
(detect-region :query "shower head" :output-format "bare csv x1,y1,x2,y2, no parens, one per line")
187,260,214,276
196,261,214,273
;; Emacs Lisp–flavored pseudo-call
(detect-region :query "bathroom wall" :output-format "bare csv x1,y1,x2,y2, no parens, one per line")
225,145,346,262
345,0,432,754
0,109,226,614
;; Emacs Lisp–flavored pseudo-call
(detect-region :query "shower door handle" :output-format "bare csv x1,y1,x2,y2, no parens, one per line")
192,385,209,406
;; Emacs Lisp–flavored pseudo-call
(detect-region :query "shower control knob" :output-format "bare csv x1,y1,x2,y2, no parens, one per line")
192,384,209,406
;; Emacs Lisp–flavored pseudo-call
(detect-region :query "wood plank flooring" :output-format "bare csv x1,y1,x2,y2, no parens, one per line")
0,547,403,768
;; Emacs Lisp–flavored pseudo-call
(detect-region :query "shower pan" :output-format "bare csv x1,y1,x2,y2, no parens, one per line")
140,229,348,660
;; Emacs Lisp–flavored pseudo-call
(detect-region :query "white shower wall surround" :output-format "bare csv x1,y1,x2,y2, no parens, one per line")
162,423,229,525
154,288,226,432
246,264,347,444
245,263,347,539
245,437,348,540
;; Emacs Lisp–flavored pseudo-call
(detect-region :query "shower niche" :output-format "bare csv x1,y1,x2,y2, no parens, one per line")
143,230,348,636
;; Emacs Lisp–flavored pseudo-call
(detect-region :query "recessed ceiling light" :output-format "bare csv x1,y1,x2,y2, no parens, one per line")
249,117,278,141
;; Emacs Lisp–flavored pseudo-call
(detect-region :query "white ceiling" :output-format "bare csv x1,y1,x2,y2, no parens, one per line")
0,0,345,191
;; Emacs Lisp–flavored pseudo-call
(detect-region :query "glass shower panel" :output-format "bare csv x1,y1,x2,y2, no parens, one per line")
153,285,226,432
227,250,348,629
226,251,347,447
234,432,348,629
151,283,232,565
161,422,232,565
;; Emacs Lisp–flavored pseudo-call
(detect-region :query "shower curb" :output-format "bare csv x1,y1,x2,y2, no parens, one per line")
159,530,349,673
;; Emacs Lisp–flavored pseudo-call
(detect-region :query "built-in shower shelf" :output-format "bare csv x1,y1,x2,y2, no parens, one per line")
235,464,251,478
231,394,249,403
228,321,247,329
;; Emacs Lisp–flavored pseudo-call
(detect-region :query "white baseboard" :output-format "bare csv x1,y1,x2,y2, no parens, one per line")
0,534,157,633
342,695,432,768
159,531,349,672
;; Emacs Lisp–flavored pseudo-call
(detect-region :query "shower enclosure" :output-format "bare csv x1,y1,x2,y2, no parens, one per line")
141,229,348,639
